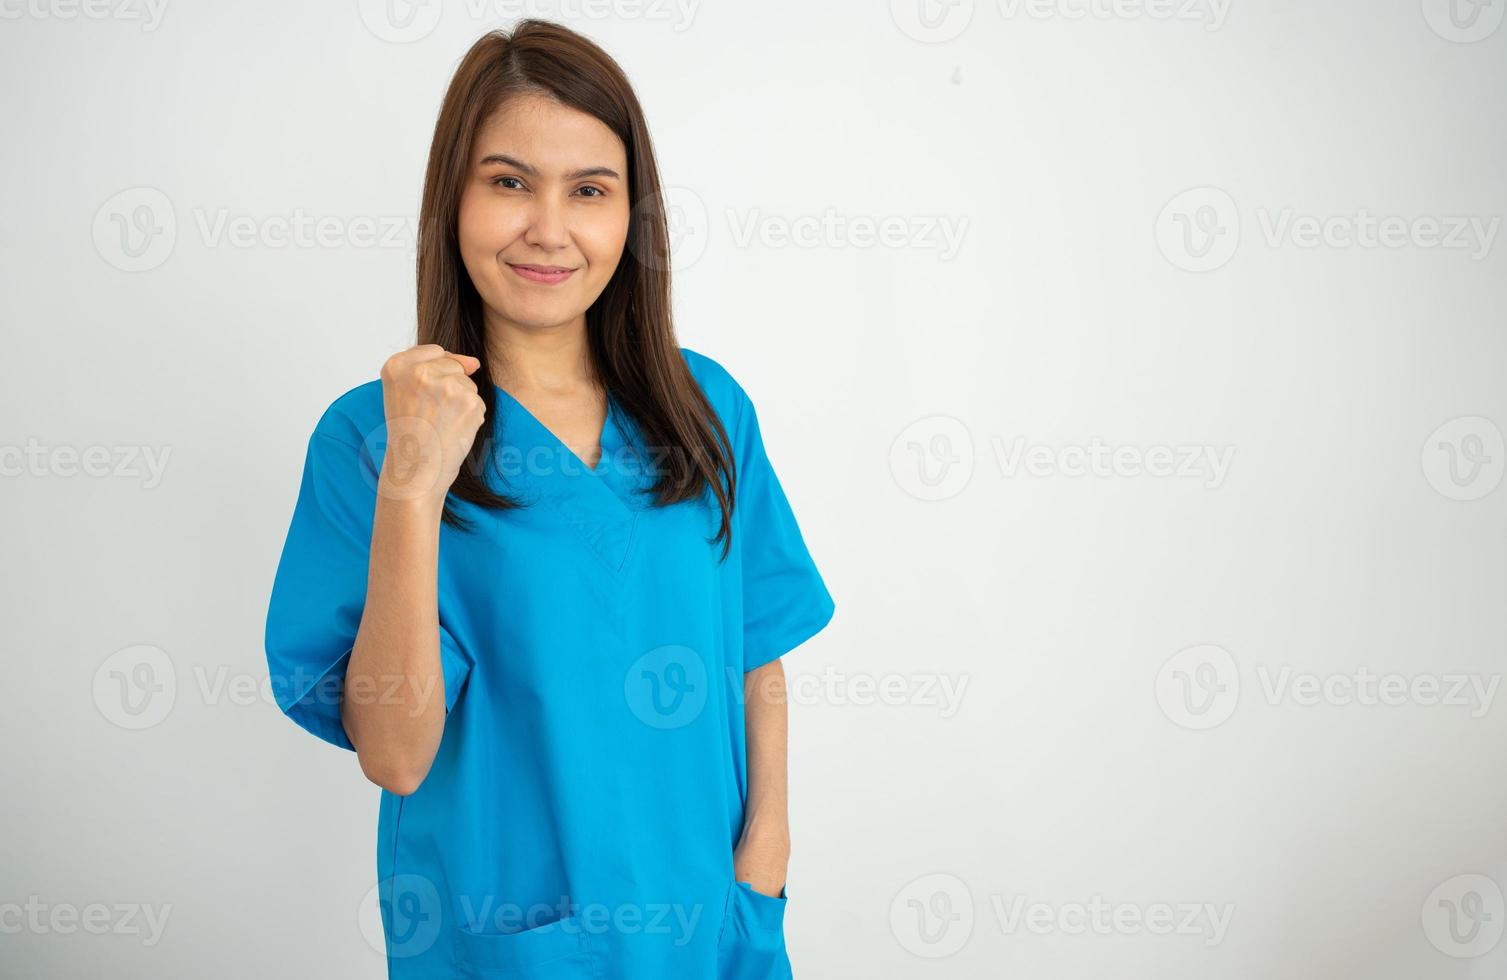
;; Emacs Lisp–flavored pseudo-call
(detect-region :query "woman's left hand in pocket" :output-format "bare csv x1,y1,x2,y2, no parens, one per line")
733,830,790,898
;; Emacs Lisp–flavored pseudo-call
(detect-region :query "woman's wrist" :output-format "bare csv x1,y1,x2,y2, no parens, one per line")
733,828,790,898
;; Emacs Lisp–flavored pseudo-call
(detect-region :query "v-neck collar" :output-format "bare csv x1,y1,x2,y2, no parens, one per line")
491,383,618,477
489,384,653,572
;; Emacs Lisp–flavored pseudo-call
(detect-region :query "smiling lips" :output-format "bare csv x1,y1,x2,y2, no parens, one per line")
508,263,577,285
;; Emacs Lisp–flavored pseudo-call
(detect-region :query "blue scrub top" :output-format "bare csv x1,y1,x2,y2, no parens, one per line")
265,347,835,979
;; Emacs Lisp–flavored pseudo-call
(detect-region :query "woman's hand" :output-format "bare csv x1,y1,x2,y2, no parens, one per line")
377,344,486,507
733,826,790,899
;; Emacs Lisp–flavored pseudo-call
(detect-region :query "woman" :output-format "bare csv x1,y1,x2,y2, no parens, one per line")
264,20,835,980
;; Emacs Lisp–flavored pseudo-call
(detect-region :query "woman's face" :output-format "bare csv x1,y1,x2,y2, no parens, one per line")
457,94,631,336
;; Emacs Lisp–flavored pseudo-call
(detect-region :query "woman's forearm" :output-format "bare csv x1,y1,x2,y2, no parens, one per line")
340,491,450,795
736,658,791,894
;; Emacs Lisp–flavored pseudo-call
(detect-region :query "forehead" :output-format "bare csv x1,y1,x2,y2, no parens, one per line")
472,94,627,171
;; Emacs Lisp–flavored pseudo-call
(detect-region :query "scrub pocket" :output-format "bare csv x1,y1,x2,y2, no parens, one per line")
716,879,793,980
453,913,604,978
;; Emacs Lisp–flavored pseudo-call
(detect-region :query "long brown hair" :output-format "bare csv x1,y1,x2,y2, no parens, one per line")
415,20,736,558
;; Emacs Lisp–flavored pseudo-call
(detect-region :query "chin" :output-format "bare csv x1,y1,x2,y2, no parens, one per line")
496,298,586,330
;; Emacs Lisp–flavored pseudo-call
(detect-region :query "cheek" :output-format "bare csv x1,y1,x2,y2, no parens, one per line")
457,192,523,264
581,207,632,273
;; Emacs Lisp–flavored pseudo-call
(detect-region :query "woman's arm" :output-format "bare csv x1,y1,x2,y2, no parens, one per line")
340,345,486,796
340,493,449,796
734,657,792,896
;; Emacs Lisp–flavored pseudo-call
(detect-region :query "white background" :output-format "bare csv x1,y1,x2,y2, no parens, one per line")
2,1,1506,978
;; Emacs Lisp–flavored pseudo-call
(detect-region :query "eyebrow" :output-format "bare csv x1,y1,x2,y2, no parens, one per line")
478,154,621,181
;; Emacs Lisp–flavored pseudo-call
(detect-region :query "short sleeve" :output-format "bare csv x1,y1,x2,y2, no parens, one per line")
732,388,836,672
264,428,472,750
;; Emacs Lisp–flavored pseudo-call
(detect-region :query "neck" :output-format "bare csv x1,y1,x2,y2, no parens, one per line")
485,312,595,392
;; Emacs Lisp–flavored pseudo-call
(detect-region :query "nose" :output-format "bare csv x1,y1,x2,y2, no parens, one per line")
521,193,571,253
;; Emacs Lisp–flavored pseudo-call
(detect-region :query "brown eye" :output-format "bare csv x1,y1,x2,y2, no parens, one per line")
492,176,523,189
